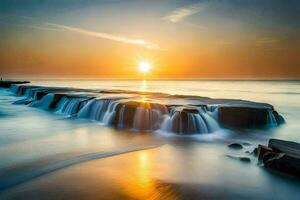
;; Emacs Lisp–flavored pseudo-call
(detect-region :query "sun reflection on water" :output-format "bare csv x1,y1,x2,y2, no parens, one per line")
141,80,148,91
120,150,178,200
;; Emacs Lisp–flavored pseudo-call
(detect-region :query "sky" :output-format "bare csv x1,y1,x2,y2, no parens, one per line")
0,0,300,79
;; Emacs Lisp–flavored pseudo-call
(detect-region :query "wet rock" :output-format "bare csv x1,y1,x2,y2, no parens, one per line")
35,90,49,100
0,80,30,88
240,157,251,162
269,139,300,156
226,155,251,163
257,139,300,178
252,147,258,156
113,101,167,130
228,143,243,149
170,108,200,134
257,145,274,162
218,106,283,128
49,94,65,109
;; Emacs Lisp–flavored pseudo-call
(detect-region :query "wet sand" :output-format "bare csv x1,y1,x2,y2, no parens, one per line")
1,141,300,200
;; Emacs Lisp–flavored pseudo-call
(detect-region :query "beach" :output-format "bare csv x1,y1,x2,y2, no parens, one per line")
0,80,299,199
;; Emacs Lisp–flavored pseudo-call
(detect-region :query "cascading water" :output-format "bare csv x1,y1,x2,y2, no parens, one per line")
77,99,118,124
10,85,21,94
132,106,167,131
6,84,285,134
56,97,88,116
29,93,55,109
267,110,278,127
160,107,220,134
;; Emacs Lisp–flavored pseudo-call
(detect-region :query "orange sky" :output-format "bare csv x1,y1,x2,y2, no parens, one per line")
0,0,300,79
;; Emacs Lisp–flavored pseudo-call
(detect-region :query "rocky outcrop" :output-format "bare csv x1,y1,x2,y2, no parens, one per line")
0,80,30,88
257,139,300,178
5,84,285,134
218,106,284,129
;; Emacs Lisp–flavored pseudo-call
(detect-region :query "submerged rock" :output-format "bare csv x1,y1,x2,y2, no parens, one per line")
257,139,300,178
226,155,251,163
228,143,243,149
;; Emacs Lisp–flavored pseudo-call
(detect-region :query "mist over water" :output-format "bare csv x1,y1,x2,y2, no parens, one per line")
0,80,300,199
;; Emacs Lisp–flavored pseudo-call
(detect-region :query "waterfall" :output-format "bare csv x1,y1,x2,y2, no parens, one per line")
7,84,285,134
102,101,119,125
199,110,220,132
10,85,21,94
267,110,278,127
29,93,55,109
132,107,164,131
77,99,117,122
160,107,219,134
112,102,168,131
55,97,88,116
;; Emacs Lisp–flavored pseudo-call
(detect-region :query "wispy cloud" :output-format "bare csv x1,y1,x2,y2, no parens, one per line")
163,2,203,23
45,22,160,49
1,15,160,50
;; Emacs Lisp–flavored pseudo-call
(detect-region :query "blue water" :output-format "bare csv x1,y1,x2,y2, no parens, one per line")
0,80,299,199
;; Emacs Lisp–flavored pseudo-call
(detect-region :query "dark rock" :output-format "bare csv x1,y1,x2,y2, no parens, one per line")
218,106,284,129
264,153,300,177
49,94,65,109
0,80,30,88
269,139,300,157
240,157,251,163
226,155,251,163
35,90,49,100
113,101,137,128
228,143,243,149
113,101,167,130
218,106,269,128
257,145,274,161
252,147,258,156
256,139,300,178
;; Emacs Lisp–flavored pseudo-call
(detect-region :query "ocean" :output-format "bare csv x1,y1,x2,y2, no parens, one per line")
0,80,299,199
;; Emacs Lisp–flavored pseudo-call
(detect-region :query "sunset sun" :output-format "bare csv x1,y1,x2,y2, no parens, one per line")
138,61,151,73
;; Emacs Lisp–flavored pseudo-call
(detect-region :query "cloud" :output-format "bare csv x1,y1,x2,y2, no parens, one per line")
1,15,160,50
45,22,160,49
163,2,203,23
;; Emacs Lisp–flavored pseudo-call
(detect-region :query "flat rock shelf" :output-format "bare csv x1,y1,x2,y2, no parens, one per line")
1,82,285,135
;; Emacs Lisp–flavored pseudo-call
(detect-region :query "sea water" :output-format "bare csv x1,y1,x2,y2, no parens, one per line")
0,80,299,199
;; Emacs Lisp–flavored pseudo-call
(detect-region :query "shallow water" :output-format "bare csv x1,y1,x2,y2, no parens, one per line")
0,80,299,199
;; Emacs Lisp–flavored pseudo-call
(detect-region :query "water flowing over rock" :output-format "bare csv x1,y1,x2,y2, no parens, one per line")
4,83,285,135
113,101,168,130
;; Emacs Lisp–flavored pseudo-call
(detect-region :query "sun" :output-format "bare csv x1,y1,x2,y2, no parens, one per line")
138,61,151,73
